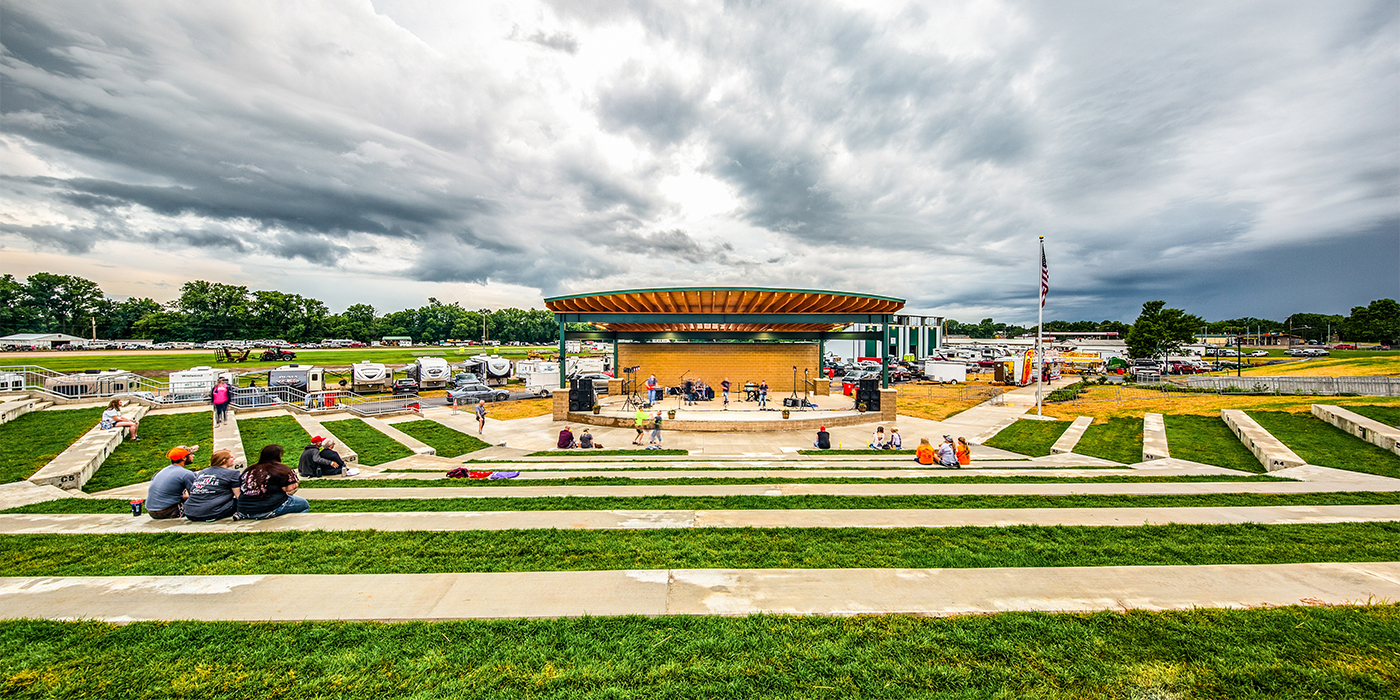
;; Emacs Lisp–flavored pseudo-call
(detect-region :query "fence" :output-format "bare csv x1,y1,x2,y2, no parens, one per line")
1171,376,1400,397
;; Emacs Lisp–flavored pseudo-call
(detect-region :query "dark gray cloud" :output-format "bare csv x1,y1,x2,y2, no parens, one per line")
0,0,1394,320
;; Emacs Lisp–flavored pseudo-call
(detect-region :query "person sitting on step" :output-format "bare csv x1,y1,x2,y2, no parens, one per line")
557,426,577,449
579,428,603,449
915,437,936,465
869,426,886,450
814,426,831,450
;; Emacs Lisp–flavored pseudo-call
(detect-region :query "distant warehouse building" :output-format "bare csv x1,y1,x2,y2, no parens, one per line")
0,333,88,349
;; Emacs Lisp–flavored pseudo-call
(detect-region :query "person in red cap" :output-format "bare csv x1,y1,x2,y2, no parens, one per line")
297,435,338,478
145,445,199,519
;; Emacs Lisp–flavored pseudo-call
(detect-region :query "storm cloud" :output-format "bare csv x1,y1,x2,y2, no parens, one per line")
0,0,1395,320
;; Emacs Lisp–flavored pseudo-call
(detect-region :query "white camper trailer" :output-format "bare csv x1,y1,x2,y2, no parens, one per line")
921,360,967,384
350,361,393,393
44,369,142,398
268,365,325,392
167,366,236,401
408,357,452,390
566,357,606,376
467,354,512,386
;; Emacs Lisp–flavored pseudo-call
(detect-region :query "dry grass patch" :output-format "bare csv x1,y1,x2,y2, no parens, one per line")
1209,356,1400,377
896,379,1000,421
1038,386,1400,421
481,398,553,420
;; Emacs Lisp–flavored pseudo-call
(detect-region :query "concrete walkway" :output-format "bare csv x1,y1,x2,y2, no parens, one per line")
4,505,1396,534
356,465,1249,481
283,480,1397,499
3,562,1395,620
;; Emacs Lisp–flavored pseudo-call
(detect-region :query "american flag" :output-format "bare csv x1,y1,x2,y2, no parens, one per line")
1039,237,1048,308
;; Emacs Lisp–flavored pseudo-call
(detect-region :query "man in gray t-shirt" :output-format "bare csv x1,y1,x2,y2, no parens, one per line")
147,447,198,519
183,466,243,521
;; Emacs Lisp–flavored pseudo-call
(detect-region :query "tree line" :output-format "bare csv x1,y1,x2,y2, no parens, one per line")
1,273,1395,349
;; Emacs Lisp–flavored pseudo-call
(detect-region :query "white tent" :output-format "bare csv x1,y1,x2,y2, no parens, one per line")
0,333,88,348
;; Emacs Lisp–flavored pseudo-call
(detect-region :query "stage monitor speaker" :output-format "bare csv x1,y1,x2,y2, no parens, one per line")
782,397,800,408
568,378,595,411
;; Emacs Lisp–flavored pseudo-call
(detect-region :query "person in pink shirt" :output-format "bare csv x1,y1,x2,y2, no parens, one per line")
210,376,232,426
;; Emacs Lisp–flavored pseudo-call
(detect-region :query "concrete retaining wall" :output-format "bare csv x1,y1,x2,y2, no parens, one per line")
0,398,46,426
1312,404,1400,458
1221,409,1306,471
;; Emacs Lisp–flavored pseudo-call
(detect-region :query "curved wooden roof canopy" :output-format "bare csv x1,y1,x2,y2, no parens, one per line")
545,287,905,333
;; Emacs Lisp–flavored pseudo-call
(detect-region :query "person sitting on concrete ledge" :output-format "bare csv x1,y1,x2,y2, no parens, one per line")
915,437,936,465
888,427,902,450
317,439,360,477
813,426,831,450
235,444,309,520
297,436,339,478
146,445,199,519
184,449,241,522
100,399,141,441
579,429,602,449
956,437,972,466
936,435,960,468
869,426,886,450
558,426,577,449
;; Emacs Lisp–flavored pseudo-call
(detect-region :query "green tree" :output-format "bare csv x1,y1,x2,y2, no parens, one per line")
0,274,36,334
22,273,104,336
175,281,249,341
97,297,162,340
1341,299,1400,344
1125,301,1203,358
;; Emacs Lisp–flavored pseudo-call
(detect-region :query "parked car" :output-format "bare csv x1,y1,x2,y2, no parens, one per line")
391,377,419,395
1248,350,1269,357
447,381,509,404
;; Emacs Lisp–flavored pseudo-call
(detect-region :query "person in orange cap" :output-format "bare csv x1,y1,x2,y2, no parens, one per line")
145,445,200,519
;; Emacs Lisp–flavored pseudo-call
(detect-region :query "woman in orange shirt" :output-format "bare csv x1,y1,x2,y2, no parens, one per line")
915,437,936,465
955,437,971,466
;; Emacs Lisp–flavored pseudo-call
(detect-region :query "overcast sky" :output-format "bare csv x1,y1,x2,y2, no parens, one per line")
1,0,1396,323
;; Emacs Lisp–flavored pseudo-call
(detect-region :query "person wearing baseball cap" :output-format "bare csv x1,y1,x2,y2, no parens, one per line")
297,435,337,478
145,445,200,519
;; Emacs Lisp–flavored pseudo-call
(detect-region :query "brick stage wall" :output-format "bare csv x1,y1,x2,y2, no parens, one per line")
617,343,820,393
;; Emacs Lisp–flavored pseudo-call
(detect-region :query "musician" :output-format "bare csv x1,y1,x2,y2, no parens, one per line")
759,379,769,407
646,374,659,403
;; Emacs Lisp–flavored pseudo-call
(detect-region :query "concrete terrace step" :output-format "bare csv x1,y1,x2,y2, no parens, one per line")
27,405,148,491
1222,409,1306,471
1050,416,1092,454
0,482,80,511
1142,413,1170,461
4,504,1398,535
213,410,245,467
1313,404,1400,458
0,397,45,426
363,465,1248,481
3,562,1396,621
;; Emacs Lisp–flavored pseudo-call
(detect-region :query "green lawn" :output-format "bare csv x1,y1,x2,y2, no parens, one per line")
527,448,690,456
1163,414,1263,473
9,490,1393,515
984,419,1071,457
320,418,413,466
297,474,1282,489
1344,404,1400,428
393,420,489,457
2,606,1397,699
0,407,102,484
237,415,312,464
1,522,1397,576
83,412,213,492
1074,417,1143,464
1251,410,1400,479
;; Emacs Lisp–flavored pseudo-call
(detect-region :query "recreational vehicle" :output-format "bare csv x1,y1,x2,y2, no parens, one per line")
921,360,967,384
167,366,236,401
465,354,512,386
407,357,452,390
351,361,393,393
43,369,142,398
268,365,326,392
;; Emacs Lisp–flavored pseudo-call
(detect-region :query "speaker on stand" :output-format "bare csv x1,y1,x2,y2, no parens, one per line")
569,378,596,412
855,377,880,413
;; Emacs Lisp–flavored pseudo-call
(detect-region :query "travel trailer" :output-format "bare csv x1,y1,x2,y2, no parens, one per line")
465,354,512,386
43,369,142,398
921,360,967,384
350,361,393,393
166,366,237,401
406,357,452,390
268,364,326,392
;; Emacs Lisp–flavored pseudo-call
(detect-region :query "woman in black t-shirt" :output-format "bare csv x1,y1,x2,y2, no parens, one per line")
235,444,310,520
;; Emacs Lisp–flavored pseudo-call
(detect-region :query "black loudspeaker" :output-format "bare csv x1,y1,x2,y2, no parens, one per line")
856,377,881,411
568,379,595,412
782,397,800,408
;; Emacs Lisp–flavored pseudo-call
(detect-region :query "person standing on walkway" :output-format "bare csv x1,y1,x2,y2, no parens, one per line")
146,446,199,519
955,437,972,466
184,449,242,522
758,380,768,408
475,400,487,434
235,445,309,520
100,399,141,441
721,378,731,408
210,377,232,426
633,408,647,445
649,411,663,446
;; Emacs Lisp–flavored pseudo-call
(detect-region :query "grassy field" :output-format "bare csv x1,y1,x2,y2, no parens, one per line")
82,412,213,492
895,381,998,421
9,489,1388,515
1345,404,1400,428
296,473,1282,489
1073,416,1144,464
1038,385,1400,421
320,418,413,466
1163,414,1263,472
393,419,490,457
482,397,553,420
1250,410,1400,479
237,415,312,463
0,407,102,484
1,522,1396,576
983,419,1070,457
3,605,1397,699
1209,355,1399,377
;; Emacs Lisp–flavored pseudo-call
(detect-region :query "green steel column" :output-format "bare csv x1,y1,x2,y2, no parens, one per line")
612,332,619,377
818,334,825,375
881,316,890,388
558,318,567,389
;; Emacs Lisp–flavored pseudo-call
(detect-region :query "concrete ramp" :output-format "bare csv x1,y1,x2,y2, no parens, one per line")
1221,409,1305,472
1142,413,1170,461
1050,417,1092,454
1312,405,1400,458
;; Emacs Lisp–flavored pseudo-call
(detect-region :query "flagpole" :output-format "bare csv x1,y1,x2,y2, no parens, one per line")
1036,236,1045,416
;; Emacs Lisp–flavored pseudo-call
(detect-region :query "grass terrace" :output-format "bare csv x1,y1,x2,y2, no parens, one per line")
1250,410,1400,479
320,418,413,466
5,606,1398,699
82,411,213,492
0,407,101,484
1345,404,1400,428
393,420,490,457
482,397,553,420
983,419,1070,457
238,415,312,462
1073,416,1144,464
895,381,1001,421
1163,414,1264,472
